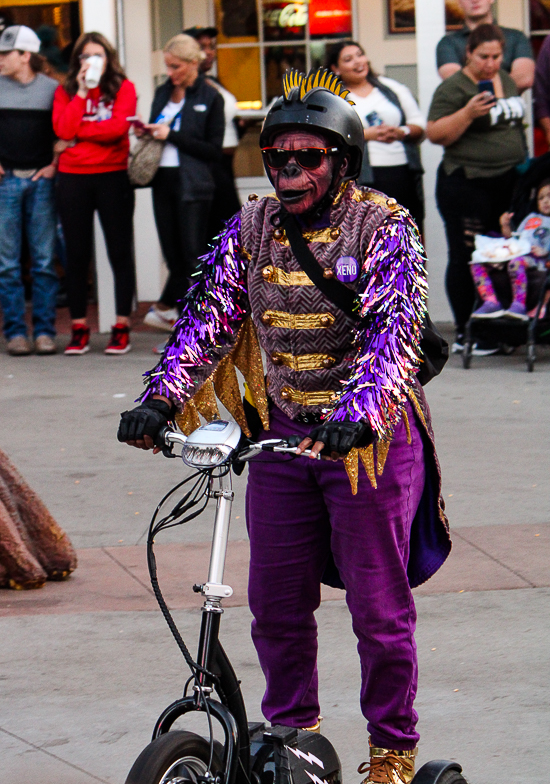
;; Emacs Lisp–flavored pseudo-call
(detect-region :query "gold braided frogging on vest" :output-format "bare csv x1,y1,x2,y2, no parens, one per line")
261,311,336,329
173,315,415,495
261,266,314,286
174,185,418,493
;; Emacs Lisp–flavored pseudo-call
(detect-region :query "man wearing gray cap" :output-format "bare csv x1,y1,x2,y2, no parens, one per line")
0,25,59,355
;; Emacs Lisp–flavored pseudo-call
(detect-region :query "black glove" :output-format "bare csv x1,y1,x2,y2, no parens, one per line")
287,434,303,449
307,420,374,456
117,399,174,444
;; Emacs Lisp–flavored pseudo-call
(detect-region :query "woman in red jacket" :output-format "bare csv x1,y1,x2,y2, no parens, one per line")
53,32,136,355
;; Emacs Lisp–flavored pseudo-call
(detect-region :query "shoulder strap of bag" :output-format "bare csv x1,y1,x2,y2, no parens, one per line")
278,210,449,385
279,210,359,320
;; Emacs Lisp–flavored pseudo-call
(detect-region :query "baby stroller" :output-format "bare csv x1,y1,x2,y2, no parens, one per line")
463,153,550,371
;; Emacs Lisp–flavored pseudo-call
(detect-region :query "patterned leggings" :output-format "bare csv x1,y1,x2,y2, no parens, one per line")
470,256,529,307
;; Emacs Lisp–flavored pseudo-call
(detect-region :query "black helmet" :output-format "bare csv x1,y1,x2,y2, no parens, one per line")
260,68,364,181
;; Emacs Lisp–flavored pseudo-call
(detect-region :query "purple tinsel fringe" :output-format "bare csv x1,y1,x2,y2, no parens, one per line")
142,206,427,442
141,212,248,405
327,210,428,440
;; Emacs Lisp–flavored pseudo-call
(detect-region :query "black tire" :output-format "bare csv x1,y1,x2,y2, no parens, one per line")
125,730,223,784
436,771,468,784
527,343,536,372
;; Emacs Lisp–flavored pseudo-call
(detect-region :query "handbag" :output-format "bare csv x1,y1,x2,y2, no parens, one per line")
279,210,448,386
127,134,165,187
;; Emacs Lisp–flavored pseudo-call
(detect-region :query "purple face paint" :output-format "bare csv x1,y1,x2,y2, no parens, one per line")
335,256,359,283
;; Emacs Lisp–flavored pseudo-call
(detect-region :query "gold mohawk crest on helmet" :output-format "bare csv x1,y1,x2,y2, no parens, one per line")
282,67,355,106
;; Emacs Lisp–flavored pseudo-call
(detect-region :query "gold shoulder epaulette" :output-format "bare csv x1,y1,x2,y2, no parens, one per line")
352,188,401,211
246,192,279,204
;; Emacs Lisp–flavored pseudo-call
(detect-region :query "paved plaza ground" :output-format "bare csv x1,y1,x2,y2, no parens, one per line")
0,322,549,784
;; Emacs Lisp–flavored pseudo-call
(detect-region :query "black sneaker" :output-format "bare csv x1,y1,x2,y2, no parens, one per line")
452,333,465,354
472,339,500,356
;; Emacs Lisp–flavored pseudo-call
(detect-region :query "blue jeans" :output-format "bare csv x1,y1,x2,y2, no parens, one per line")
0,172,58,340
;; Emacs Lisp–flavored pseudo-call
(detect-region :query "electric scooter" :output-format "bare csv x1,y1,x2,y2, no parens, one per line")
125,420,467,784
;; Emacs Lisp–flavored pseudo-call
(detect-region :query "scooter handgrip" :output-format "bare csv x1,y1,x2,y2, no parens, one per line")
155,425,176,457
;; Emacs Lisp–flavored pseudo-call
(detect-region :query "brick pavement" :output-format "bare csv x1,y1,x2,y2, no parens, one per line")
1,522,548,618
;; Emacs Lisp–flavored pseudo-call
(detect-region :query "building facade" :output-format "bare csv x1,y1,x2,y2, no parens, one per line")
0,0,534,324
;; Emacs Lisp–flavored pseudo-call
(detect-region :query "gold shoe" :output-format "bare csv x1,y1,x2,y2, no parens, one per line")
357,744,417,784
301,716,323,733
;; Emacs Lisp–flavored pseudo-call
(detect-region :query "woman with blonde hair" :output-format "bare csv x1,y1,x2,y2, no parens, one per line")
140,34,225,335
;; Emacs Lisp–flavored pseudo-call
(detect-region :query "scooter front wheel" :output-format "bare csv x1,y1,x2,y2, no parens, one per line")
125,730,223,784
436,772,468,783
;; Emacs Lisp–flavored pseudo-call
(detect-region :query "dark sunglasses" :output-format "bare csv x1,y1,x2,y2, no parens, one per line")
261,146,339,170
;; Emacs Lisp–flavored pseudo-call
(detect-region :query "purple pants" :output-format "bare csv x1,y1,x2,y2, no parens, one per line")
245,402,425,750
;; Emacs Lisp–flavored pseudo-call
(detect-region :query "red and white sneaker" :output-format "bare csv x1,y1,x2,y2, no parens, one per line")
105,323,131,355
64,325,90,355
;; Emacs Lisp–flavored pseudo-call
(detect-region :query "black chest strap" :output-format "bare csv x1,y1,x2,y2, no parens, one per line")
276,208,448,386
278,210,359,320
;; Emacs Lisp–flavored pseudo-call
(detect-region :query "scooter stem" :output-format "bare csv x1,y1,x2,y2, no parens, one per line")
207,470,234,589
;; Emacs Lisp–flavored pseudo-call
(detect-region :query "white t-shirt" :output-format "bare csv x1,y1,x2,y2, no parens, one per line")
155,99,185,168
348,77,425,167
208,79,238,149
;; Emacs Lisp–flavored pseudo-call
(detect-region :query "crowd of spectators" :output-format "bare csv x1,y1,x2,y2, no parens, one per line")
0,0,548,359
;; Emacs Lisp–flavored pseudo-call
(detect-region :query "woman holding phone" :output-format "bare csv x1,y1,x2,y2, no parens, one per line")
427,24,526,353
137,34,224,337
53,32,136,355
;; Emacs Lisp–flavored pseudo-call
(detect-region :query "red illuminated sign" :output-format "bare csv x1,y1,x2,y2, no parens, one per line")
309,0,352,36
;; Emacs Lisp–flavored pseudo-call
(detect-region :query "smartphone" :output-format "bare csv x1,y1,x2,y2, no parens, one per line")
366,111,383,127
126,116,146,129
478,80,495,96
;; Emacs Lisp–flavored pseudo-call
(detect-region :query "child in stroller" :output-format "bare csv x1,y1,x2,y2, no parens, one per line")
462,154,550,370
470,178,550,321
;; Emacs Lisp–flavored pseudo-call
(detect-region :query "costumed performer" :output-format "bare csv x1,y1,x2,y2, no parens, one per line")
117,68,451,784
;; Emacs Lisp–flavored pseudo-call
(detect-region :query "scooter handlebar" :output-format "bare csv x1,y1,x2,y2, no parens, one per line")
236,438,321,462
155,427,320,462
154,425,187,458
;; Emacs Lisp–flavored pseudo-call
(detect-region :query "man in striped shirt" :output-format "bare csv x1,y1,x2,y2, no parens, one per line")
0,25,59,355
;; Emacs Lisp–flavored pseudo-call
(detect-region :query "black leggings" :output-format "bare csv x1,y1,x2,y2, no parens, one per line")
57,170,135,320
151,168,212,309
371,164,424,233
436,164,518,331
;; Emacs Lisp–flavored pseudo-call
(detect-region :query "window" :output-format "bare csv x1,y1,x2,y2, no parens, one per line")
530,0,550,57
151,0,183,52
214,0,354,105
